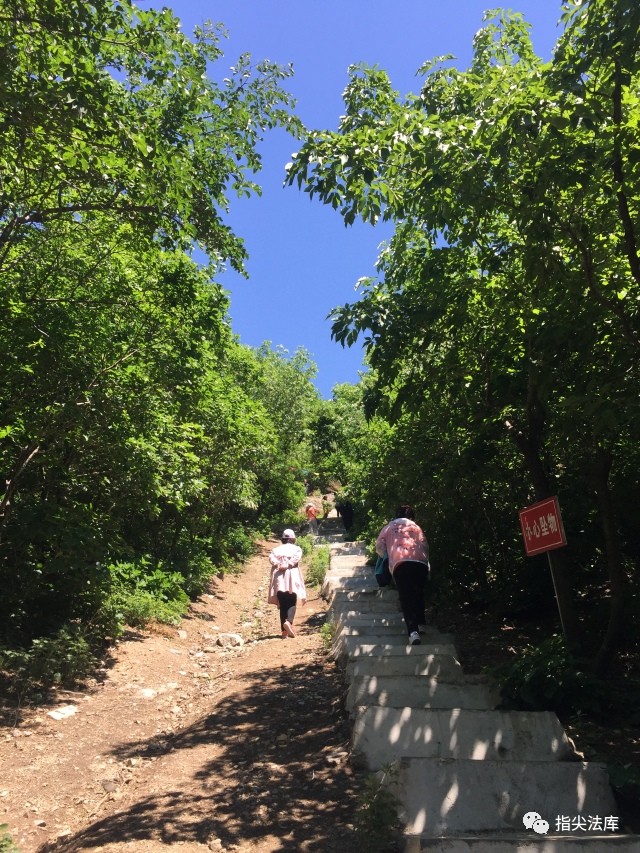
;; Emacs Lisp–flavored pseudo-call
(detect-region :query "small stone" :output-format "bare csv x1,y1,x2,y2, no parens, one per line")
34,819,47,827
139,688,157,699
177,629,188,639
47,705,78,721
216,633,244,648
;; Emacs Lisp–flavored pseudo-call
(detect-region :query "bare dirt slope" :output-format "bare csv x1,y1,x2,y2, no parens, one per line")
1,539,360,853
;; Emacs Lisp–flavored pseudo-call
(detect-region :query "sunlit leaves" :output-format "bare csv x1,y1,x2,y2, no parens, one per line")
0,0,300,268
290,5,640,633
0,2,311,651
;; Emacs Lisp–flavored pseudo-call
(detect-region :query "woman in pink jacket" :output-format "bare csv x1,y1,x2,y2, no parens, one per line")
268,529,307,638
375,505,430,645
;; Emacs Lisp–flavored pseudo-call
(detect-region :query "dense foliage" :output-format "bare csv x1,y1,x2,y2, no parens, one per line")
293,0,639,678
0,0,318,686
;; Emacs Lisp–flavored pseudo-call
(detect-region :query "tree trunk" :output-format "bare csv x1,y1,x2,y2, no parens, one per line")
591,445,627,677
505,369,579,644
0,440,41,531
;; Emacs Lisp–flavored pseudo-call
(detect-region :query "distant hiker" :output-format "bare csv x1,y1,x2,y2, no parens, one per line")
338,500,354,531
375,505,430,646
322,494,331,519
305,502,319,536
268,529,307,638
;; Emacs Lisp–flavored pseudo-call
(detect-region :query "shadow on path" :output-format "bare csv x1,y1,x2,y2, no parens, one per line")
38,660,359,853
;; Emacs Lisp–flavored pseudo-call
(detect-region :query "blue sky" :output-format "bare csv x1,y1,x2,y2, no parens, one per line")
160,1,564,398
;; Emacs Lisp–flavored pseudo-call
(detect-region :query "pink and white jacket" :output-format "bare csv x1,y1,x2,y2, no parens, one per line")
375,517,429,574
268,543,307,604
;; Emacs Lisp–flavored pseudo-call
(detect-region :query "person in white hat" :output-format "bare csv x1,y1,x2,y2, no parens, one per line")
268,529,307,638
304,502,319,536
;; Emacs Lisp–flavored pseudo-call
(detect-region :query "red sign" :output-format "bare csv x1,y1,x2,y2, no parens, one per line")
519,496,567,556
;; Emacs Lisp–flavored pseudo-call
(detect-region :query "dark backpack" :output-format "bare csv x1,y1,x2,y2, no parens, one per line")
374,555,393,587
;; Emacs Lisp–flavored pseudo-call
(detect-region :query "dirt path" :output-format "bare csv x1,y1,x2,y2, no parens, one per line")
1,539,361,853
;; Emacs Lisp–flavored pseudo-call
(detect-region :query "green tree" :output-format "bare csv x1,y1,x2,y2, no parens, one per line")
251,342,320,459
0,0,306,671
0,0,299,264
286,5,640,671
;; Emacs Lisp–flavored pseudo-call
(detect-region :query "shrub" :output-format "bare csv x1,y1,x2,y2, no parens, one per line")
354,764,401,852
319,620,336,651
105,559,190,629
496,635,609,715
0,624,95,692
306,545,330,588
223,525,257,563
105,587,187,628
0,825,19,853
297,534,315,558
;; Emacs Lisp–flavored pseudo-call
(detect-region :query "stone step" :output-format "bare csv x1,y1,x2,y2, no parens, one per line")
337,623,449,638
331,636,458,664
328,602,403,621
328,591,400,604
396,758,619,836
337,608,404,630
323,567,372,580
346,652,464,682
346,675,497,713
323,582,382,599
403,834,640,851
334,616,424,638
326,551,368,563
332,630,453,662
328,586,398,602
323,548,636,852
324,563,369,574
329,610,403,625
352,707,573,769
323,573,379,587
328,543,365,555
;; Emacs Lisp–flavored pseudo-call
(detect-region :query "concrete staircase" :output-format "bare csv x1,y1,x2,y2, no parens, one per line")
321,532,640,852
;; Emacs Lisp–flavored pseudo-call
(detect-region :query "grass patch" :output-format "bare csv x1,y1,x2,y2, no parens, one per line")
319,620,336,651
305,544,330,588
354,764,401,852
0,826,19,853
0,625,96,694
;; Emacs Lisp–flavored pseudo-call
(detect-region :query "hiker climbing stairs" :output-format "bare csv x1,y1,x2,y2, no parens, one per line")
321,533,640,852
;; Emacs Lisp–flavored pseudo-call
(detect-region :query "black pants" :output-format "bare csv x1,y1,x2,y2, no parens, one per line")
392,561,429,636
277,591,297,628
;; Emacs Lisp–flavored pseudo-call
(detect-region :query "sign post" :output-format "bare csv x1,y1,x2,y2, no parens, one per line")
519,496,568,637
